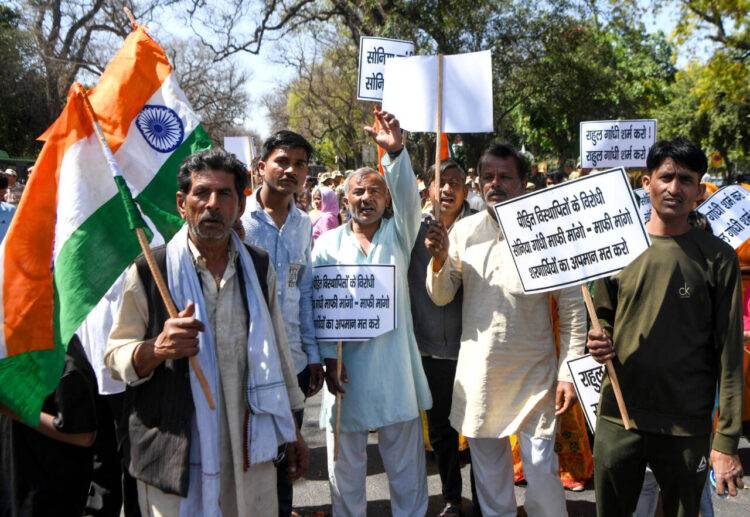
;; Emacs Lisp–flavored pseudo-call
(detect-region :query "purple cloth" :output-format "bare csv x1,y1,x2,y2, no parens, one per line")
312,187,340,241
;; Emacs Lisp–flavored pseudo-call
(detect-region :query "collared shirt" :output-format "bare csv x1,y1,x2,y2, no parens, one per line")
427,210,586,440
105,238,304,516
241,190,318,373
0,202,16,242
312,151,432,432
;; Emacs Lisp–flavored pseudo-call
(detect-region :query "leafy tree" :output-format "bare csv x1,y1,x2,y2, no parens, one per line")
660,0,749,171
0,5,48,157
512,17,675,167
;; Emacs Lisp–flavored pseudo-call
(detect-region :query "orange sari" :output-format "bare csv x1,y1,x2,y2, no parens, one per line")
510,296,593,490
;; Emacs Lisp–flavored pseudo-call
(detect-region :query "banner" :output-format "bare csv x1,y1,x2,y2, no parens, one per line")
381,50,493,133
224,136,252,169
696,185,750,249
567,354,605,432
357,37,415,102
580,119,657,169
312,264,396,341
493,168,651,293
633,187,651,223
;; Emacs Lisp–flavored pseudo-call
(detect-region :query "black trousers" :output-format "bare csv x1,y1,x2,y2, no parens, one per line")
593,417,711,517
276,366,311,517
422,355,463,505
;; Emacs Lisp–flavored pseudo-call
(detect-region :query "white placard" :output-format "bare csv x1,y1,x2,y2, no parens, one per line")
567,354,605,432
224,136,252,170
633,187,651,223
696,185,750,249
493,168,651,293
381,50,493,133
580,119,657,169
312,264,396,341
357,37,415,102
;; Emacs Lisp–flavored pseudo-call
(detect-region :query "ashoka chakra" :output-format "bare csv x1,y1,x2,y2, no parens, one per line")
135,105,185,153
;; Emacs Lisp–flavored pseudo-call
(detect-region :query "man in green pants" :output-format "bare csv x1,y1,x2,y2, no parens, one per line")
587,136,745,517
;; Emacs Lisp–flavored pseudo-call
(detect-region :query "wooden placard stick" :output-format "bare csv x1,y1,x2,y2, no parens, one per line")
73,83,216,410
580,284,631,429
432,54,444,222
334,340,343,461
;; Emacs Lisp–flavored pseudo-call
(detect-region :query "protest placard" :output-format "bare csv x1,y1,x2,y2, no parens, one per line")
580,119,657,169
223,136,253,169
357,37,415,102
567,354,605,432
380,50,493,133
633,187,651,223
493,168,651,293
312,264,396,341
696,185,750,249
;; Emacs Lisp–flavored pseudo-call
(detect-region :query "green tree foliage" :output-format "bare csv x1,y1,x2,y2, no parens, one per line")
0,5,49,157
662,0,750,171
513,17,675,167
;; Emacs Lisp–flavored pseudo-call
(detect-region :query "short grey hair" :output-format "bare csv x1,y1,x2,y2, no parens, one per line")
343,167,386,194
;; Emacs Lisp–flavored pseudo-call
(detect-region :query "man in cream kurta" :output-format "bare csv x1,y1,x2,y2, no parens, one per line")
426,142,586,517
105,149,306,517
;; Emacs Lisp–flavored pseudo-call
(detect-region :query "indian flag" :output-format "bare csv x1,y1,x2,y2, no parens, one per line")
0,25,210,424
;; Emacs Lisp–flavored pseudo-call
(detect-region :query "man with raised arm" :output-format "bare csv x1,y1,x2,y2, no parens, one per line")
425,142,586,517
313,110,432,517
587,136,745,517
105,149,308,516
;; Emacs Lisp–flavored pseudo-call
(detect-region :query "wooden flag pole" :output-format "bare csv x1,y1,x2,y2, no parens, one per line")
73,84,216,411
334,340,343,461
123,7,136,26
433,54,444,222
580,285,630,429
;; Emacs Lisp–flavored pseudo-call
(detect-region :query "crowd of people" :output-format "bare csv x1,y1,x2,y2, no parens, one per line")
0,110,747,517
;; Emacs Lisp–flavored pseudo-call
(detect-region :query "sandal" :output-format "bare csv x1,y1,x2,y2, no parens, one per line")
439,503,461,516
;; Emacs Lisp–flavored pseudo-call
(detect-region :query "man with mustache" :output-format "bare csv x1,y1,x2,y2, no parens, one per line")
425,142,586,517
313,110,432,517
587,136,745,516
105,149,308,516
240,131,324,517
408,159,476,516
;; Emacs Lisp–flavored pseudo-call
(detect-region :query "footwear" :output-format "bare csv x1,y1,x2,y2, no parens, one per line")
439,503,461,516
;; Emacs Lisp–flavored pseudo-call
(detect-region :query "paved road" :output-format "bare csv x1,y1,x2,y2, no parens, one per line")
293,392,750,516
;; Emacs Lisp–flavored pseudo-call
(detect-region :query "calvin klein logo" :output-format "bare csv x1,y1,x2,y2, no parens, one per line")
679,283,691,298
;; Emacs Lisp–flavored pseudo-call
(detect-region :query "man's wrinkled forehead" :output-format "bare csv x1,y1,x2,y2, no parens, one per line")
350,171,386,190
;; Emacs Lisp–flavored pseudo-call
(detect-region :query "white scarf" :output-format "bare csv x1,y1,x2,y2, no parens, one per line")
165,226,296,517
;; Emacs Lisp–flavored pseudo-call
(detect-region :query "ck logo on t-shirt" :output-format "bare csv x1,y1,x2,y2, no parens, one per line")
679,282,691,298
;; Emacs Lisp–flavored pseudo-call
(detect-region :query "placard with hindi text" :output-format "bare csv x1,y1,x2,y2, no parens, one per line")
580,119,657,169
312,264,396,341
567,354,606,432
357,37,415,102
696,185,750,249
493,168,651,293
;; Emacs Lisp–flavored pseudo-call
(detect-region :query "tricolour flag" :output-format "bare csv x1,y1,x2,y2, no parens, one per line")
0,25,211,424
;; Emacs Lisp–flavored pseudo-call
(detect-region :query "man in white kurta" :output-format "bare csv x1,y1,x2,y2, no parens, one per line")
425,142,586,517
312,111,432,517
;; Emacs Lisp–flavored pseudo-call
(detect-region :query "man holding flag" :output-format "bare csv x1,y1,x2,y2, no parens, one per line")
105,148,308,515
